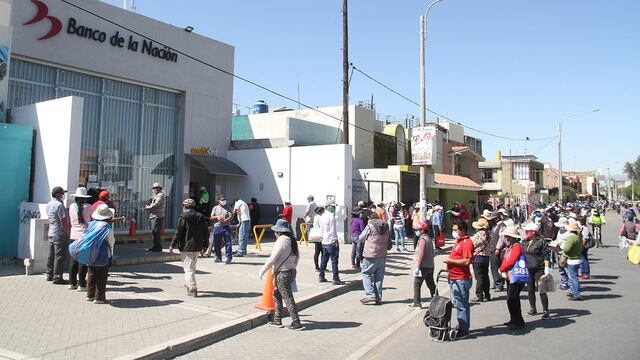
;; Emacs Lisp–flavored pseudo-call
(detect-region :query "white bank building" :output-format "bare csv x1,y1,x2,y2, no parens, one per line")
6,0,240,233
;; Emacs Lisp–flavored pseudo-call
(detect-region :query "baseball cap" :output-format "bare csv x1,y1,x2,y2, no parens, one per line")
51,186,66,197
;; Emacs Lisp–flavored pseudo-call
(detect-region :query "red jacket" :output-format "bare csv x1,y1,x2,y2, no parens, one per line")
499,242,523,274
281,206,293,224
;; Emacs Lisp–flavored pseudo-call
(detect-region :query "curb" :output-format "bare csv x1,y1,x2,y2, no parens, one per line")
112,253,182,267
115,279,361,360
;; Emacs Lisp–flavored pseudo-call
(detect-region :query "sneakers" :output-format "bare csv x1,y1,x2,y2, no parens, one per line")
68,284,78,290
526,309,538,316
187,289,198,297
361,297,377,305
77,286,87,292
542,311,550,319
267,320,284,328
287,322,304,331
568,295,583,301
214,258,222,263
52,279,68,285
318,277,328,283
456,331,470,339
93,300,108,304
86,297,94,301
559,284,568,291
46,275,53,282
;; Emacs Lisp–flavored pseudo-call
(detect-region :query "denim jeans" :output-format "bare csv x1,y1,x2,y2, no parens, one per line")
214,231,232,262
361,257,386,301
320,244,340,281
566,263,581,298
580,248,590,277
150,217,163,250
393,226,406,249
450,279,472,333
558,254,569,287
237,220,251,256
350,240,360,267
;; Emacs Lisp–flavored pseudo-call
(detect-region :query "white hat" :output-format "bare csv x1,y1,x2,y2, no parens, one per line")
554,217,569,228
500,226,522,239
523,222,538,231
152,182,163,189
91,204,114,220
325,200,336,207
71,187,91,198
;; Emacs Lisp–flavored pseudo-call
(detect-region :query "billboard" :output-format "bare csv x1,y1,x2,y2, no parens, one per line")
411,125,436,166
0,0,11,123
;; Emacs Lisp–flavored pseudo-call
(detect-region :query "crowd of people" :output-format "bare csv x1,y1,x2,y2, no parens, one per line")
45,183,640,334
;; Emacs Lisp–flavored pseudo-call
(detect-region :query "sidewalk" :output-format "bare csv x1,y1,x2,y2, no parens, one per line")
0,234,453,360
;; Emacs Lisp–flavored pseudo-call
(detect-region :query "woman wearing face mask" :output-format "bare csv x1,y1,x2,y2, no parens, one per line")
68,187,93,291
521,222,551,319
471,217,491,302
498,226,527,330
411,222,435,308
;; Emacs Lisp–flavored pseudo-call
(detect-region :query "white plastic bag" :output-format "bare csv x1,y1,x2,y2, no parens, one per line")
619,236,629,250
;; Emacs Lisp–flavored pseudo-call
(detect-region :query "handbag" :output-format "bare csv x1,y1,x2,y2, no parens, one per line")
69,220,112,266
435,232,445,248
538,273,556,293
559,254,568,268
628,244,640,265
509,244,531,284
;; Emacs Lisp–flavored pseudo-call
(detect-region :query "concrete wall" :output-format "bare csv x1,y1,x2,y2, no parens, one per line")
226,144,353,241
11,97,83,206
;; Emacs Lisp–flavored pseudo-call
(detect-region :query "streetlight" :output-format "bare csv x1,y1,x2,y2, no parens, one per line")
557,109,600,205
419,0,445,222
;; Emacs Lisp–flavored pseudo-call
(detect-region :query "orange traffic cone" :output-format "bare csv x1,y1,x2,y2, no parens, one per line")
254,268,275,311
128,217,137,236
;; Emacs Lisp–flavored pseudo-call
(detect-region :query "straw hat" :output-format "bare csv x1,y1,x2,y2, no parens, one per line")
523,222,538,231
152,182,163,189
554,217,569,228
500,226,522,239
565,222,579,232
182,198,196,208
271,219,291,233
91,204,114,220
71,187,91,198
472,218,489,230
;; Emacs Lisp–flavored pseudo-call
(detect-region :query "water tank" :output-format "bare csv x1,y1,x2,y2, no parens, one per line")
250,100,269,114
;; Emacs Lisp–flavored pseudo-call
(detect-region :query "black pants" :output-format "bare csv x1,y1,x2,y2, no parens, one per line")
273,269,300,324
70,257,88,287
473,257,491,300
313,242,322,270
87,265,109,301
506,281,525,326
527,268,549,312
150,217,163,250
490,251,505,289
47,236,67,280
413,267,436,304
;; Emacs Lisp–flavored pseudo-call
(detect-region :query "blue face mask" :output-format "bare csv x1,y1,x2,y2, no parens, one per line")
415,230,422,236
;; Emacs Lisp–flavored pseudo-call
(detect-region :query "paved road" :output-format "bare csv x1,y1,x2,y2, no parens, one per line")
365,215,640,360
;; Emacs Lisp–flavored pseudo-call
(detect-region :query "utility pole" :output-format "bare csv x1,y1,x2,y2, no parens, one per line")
558,120,563,205
342,0,349,145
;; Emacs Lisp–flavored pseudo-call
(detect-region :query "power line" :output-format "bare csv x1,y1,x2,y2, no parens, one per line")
350,63,558,142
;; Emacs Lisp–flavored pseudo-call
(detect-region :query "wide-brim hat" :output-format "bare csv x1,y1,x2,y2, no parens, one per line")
523,222,538,231
414,202,421,209
565,223,579,232
271,219,291,233
152,182,163,189
500,226,522,239
92,204,115,220
480,209,493,220
71,187,91,198
554,218,568,228
472,218,489,230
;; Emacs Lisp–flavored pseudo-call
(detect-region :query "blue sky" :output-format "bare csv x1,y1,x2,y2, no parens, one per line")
104,0,639,175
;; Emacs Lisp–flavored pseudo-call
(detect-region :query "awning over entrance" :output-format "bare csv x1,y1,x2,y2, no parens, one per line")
434,173,482,191
186,154,247,176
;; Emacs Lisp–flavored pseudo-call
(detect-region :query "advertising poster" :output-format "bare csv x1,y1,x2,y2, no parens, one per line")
0,0,12,123
411,126,436,166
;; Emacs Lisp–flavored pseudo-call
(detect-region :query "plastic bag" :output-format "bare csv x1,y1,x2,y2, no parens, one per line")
619,236,629,250
628,245,640,265
538,273,556,293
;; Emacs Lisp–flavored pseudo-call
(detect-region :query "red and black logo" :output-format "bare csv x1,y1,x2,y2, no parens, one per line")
23,0,62,40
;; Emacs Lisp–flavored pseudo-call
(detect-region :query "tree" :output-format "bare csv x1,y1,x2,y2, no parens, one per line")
623,155,640,180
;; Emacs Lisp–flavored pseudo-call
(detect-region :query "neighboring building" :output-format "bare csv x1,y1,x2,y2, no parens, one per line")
5,0,238,241
479,154,545,204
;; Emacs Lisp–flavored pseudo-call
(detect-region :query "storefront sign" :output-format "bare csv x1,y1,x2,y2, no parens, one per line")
24,0,178,63
411,126,436,166
0,0,11,123
191,147,217,156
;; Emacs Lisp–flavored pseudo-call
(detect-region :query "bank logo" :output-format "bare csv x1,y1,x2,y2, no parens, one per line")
23,0,62,40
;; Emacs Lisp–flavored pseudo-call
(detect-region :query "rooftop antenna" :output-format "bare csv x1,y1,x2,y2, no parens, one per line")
123,0,137,12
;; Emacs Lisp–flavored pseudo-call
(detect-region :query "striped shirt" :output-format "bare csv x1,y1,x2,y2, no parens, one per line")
148,191,165,219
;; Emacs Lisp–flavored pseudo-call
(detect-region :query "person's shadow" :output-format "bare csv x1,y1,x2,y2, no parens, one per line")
469,308,590,338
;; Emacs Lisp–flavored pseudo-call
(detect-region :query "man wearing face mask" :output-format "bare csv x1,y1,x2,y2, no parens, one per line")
46,186,70,284
318,200,345,285
208,197,235,263
145,183,165,252
521,222,551,319
443,221,474,339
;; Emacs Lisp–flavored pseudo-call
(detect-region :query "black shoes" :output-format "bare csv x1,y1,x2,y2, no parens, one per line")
318,277,328,283
52,278,68,285
146,247,162,252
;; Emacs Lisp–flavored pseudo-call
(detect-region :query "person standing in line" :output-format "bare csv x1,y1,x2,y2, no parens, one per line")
411,222,436,308
431,205,443,244
260,219,302,330
68,187,93,291
318,200,345,285
392,203,408,252
521,222,551,319
308,207,325,271
443,221,474,339
350,210,365,270
85,204,116,304
208,197,235,264
304,196,317,225
358,213,390,305
375,202,387,221
499,226,527,330
553,217,571,290
563,222,584,301
471,217,491,302
91,190,110,211
249,197,261,229
280,200,293,225
578,216,592,280
232,198,251,257
169,198,209,297
46,186,69,285
411,204,422,250
144,183,165,252
489,208,513,292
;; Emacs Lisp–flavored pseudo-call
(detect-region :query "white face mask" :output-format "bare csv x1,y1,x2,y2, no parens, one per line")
220,200,227,206
452,231,460,240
